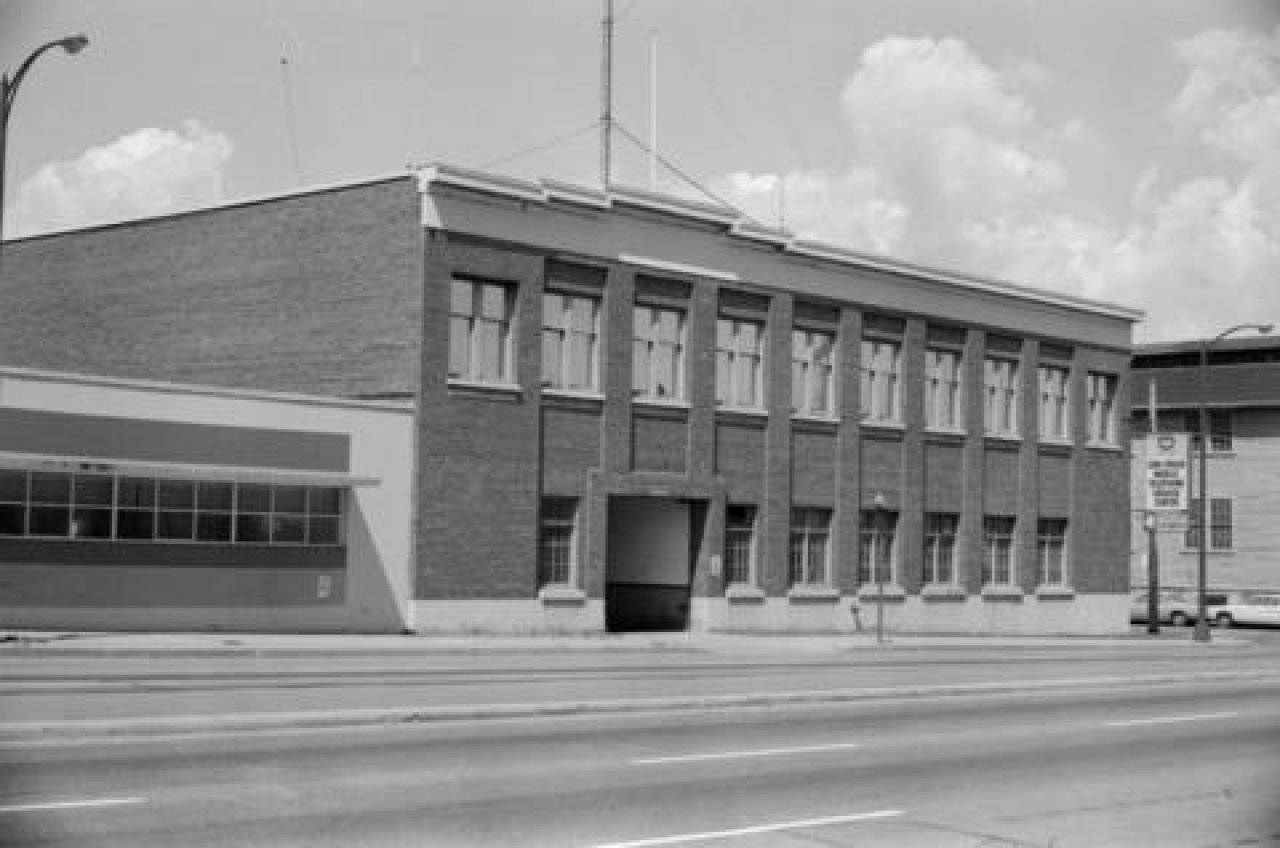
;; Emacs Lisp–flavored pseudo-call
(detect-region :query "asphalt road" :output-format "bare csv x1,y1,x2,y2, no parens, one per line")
1,677,1277,847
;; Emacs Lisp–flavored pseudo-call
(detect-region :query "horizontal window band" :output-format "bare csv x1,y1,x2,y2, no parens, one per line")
0,452,378,488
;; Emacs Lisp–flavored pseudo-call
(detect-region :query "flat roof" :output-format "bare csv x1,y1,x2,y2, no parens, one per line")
418,163,1145,324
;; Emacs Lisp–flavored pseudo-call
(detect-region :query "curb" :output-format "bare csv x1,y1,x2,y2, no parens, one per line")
3,668,1276,742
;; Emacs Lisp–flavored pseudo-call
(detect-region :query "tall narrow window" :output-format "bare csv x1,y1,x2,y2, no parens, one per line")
633,304,686,401
982,516,1017,587
538,498,577,588
1186,498,1233,551
792,328,835,417
924,513,959,585
984,357,1020,437
1036,518,1068,587
542,292,600,392
1086,372,1119,445
858,509,898,585
1038,365,1070,441
449,278,514,384
789,507,831,586
715,318,765,409
723,504,757,585
925,349,964,430
860,339,902,424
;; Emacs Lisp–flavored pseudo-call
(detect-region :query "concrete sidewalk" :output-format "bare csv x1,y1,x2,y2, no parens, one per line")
0,627,1252,658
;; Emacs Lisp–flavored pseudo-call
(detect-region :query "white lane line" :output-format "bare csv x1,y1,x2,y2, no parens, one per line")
588,809,904,847
0,797,145,814
1106,711,1239,728
632,741,862,765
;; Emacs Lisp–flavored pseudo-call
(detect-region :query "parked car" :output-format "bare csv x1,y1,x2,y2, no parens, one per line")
1129,589,1199,626
1207,592,1280,629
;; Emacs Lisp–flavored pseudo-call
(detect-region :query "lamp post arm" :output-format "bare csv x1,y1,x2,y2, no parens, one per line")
3,40,73,118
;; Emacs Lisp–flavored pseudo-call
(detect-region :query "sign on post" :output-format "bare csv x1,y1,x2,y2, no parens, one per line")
1145,433,1190,511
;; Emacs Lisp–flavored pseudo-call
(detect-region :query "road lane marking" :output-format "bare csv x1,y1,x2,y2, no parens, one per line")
0,797,145,814
588,810,904,847
1106,711,1239,728
632,741,863,765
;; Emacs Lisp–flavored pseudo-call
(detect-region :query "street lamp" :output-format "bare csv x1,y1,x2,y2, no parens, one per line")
871,491,888,644
1,34,90,242
1192,322,1273,642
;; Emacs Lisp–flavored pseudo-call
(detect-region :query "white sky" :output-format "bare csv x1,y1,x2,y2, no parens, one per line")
2,0,1279,342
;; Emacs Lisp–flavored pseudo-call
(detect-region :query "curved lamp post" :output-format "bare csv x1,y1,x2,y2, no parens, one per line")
1193,322,1273,642
1,34,89,242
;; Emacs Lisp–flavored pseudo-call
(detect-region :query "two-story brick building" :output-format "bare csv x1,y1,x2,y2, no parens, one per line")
1130,336,1280,595
0,164,1142,634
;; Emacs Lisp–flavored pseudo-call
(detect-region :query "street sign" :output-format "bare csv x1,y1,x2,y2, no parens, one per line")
1145,433,1190,511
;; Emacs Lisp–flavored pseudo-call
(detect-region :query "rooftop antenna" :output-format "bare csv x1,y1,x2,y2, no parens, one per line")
649,30,658,191
600,0,613,190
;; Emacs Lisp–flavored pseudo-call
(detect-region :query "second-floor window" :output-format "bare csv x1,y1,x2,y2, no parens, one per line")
449,278,514,384
984,357,1020,437
860,339,902,424
1038,364,1070,441
1186,498,1233,550
716,318,765,409
542,292,600,392
1087,372,1119,445
925,349,964,430
792,328,835,417
632,304,686,401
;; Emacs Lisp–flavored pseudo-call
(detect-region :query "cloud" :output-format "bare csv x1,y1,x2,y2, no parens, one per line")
11,121,233,237
712,32,1280,343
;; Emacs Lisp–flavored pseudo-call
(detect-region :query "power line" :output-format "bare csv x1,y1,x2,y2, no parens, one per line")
478,121,600,172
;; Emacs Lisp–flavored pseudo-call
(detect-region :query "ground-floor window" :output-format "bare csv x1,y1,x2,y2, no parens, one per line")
538,497,578,588
789,507,831,586
1036,518,1068,586
982,515,1017,586
858,509,898,585
0,469,343,546
1185,498,1233,550
723,504,757,585
924,513,959,585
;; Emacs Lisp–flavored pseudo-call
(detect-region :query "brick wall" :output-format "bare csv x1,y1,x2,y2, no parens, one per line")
1,178,423,398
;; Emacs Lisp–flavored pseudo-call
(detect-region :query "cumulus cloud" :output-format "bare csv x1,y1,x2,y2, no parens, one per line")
712,31,1280,342
11,121,233,237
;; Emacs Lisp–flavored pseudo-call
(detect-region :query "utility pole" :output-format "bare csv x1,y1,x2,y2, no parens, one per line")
1146,379,1160,635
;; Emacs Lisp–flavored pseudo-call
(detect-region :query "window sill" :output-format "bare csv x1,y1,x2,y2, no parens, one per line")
538,585,587,606
792,413,839,425
725,584,766,604
1035,586,1075,600
923,428,966,445
542,388,604,403
1038,437,1072,450
857,583,907,603
981,586,1025,602
1178,549,1235,556
632,397,690,412
787,586,841,603
984,432,1021,445
715,406,768,423
861,419,904,433
448,379,522,400
921,584,967,602
1085,441,1123,453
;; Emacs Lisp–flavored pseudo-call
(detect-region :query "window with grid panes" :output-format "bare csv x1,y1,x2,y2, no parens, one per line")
1186,498,1233,550
789,507,831,586
1036,518,1068,586
715,318,765,409
858,509,898,585
925,349,964,430
1038,364,1070,441
860,339,902,424
791,328,835,417
983,516,1017,586
984,357,1020,436
538,498,577,587
1086,372,1119,445
542,291,600,392
449,277,514,384
632,304,686,401
924,513,959,585
723,504,757,585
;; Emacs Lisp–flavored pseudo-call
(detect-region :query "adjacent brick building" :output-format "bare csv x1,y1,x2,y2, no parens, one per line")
1130,336,1280,595
0,165,1142,634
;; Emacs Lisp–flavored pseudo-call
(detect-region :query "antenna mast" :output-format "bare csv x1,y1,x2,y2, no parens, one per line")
601,0,613,190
